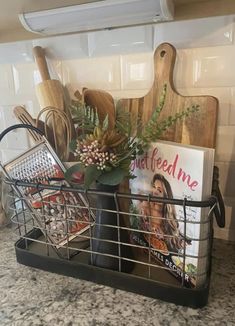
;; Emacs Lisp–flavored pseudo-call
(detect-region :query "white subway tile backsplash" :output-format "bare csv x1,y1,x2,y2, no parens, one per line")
154,15,234,49
88,26,153,57
120,52,154,90
111,89,150,100
0,104,29,150
173,45,235,89
230,87,235,125
0,149,28,164
62,56,121,94
0,65,14,93
0,40,33,64
215,126,235,162
12,63,37,95
215,161,235,198
32,33,89,60
192,46,235,87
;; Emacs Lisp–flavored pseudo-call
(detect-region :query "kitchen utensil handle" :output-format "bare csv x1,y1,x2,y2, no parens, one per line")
33,46,51,81
14,106,42,142
0,124,44,143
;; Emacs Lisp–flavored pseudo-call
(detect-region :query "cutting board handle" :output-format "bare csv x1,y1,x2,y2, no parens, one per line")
33,46,51,81
153,42,176,92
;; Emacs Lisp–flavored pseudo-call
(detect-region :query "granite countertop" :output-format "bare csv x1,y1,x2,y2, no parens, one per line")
0,225,235,326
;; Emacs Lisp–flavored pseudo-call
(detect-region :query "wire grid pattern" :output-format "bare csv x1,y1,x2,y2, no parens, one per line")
6,179,217,289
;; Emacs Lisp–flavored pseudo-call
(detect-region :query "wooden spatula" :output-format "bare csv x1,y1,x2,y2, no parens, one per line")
33,46,75,160
14,106,42,142
13,106,55,147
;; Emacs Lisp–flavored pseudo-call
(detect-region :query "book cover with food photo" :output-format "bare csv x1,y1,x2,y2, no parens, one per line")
129,140,214,288
31,190,91,247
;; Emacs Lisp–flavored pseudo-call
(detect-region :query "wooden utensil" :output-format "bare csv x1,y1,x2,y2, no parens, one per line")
36,107,72,161
33,46,75,160
33,46,64,110
14,106,42,142
118,42,218,149
14,106,55,147
83,89,116,130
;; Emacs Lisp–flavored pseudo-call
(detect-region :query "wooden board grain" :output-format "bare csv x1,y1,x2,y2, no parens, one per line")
118,43,218,149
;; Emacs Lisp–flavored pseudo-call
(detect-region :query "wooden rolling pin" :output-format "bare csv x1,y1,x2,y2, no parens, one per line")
33,46,75,160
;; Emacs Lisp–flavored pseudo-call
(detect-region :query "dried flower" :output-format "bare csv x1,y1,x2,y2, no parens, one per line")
75,139,118,171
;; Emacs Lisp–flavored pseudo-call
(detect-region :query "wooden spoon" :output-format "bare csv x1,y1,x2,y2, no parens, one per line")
82,89,116,130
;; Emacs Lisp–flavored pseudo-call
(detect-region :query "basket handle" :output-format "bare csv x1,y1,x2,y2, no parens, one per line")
0,124,44,143
212,166,225,228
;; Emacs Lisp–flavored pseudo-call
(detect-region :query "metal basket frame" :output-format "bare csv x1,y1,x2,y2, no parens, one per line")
0,124,225,308
5,177,220,307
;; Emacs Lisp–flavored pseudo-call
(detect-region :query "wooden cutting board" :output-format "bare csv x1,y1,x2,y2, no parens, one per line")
118,42,218,149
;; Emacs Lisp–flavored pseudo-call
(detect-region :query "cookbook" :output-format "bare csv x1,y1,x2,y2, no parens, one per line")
129,140,214,287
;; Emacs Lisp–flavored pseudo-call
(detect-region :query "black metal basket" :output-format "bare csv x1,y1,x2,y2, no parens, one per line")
1,124,225,308
6,178,224,308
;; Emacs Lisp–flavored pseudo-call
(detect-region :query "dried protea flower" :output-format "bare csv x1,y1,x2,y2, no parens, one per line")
85,127,126,151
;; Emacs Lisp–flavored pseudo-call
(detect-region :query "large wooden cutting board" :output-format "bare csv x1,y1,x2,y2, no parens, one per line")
118,43,218,149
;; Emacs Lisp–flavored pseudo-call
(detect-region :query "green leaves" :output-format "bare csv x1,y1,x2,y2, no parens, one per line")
115,106,133,137
70,101,99,134
64,163,126,188
65,163,127,188
69,139,77,152
84,165,102,189
97,168,127,186
102,114,109,131
64,163,84,185
141,89,200,147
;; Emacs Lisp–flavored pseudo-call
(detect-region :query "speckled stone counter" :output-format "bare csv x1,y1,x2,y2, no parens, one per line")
0,225,235,326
